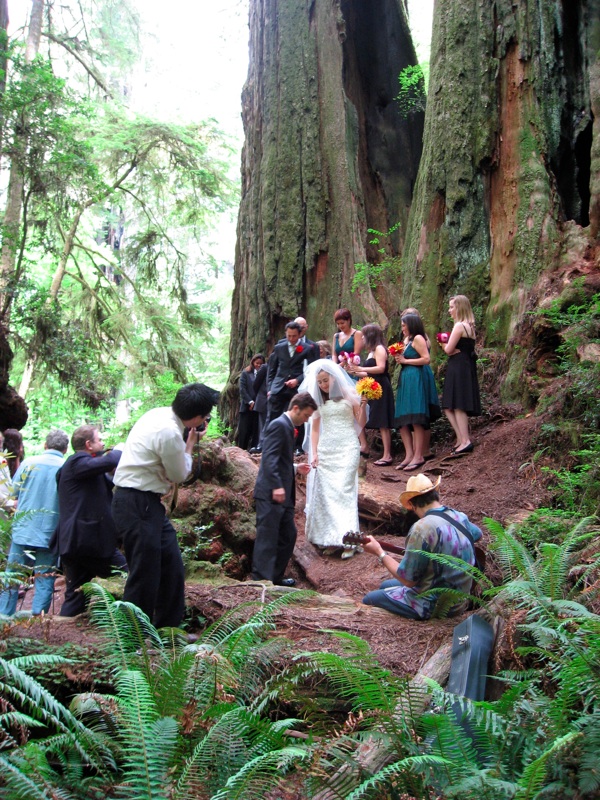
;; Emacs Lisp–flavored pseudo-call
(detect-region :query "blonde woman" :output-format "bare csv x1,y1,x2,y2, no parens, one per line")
441,295,481,455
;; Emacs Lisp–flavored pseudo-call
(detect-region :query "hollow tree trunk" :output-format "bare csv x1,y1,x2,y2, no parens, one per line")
401,0,598,374
225,0,423,427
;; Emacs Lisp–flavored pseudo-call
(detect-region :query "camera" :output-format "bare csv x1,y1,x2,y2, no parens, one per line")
196,415,211,433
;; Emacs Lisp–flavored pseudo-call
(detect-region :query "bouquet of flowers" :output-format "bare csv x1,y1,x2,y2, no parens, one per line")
388,342,405,356
356,376,383,401
436,332,450,343
338,352,361,366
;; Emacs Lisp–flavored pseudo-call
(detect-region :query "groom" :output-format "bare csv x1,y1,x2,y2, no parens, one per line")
252,392,317,586
265,321,317,427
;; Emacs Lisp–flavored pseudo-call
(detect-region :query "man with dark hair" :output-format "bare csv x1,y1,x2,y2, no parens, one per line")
0,429,69,617
265,321,317,428
112,382,219,627
362,474,482,619
53,425,126,617
252,392,317,586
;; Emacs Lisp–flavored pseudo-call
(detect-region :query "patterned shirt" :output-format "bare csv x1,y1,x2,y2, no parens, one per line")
385,506,482,619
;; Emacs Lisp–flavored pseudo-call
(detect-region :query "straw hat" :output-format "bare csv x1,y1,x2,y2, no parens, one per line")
399,473,442,509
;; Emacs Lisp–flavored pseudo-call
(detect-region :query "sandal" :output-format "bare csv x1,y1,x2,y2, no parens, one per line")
360,450,370,458
403,461,425,472
373,458,393,466
395,460,412,470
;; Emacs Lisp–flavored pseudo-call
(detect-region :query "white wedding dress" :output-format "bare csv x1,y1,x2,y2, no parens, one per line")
305,399,360,547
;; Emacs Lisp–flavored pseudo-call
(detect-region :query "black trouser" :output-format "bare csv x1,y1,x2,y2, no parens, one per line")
112,487,185,628
252,499,296,584
237,410,258,450
60,548,128,617
266,390,293,429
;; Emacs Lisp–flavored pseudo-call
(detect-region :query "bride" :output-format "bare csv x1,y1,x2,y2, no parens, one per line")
299,359,367,554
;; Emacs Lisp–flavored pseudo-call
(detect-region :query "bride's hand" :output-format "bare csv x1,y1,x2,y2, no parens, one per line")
311,454,319,468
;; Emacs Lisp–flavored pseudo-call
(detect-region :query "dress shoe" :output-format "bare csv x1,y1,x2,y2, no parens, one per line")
249,446,262,454
276,577,296,587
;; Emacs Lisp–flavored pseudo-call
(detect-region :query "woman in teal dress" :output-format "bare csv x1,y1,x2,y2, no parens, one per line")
393,314,440,471
332,308,364,365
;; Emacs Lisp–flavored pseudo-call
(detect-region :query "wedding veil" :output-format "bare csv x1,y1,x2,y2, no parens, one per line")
299,358,361,411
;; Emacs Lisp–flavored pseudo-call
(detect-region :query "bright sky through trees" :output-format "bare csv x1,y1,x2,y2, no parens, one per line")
7,0,433,266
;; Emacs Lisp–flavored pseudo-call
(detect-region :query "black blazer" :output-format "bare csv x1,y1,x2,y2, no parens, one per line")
54,449,122,560
253,414,296,507
253,363,268,414
239,370,256,412
267,339,317,395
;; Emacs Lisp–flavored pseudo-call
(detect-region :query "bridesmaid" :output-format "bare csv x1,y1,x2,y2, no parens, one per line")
237,354,265,450
332,308,364,366
347,323,394,466
393,314,435,471
402,307,438,460
441,295,481,454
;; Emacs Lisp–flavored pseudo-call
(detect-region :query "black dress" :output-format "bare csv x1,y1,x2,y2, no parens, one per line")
364,358,395,429
441,337,481,416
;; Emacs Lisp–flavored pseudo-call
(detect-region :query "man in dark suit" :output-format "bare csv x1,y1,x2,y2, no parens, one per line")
266,321,317,427
54,425,127,616
252,392,317,586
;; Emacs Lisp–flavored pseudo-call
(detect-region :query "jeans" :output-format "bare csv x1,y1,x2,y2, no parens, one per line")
0,542,57,616
362,579,422,619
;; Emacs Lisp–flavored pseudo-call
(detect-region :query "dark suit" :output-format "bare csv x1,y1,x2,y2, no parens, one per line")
266,339,317,423
237,369,258,450
252,364,268,446
54,449,127,616
252,414,297,583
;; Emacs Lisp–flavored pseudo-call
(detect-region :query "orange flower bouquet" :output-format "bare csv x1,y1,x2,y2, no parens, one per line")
388,342,405,356
356,377,383,401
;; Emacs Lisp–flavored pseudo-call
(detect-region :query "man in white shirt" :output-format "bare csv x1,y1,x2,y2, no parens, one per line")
112,383,219,628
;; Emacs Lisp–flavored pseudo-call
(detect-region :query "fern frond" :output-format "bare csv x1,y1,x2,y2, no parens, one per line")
209,745,309,800
85,583,162,676
0,753,51,800
344,754,449,800
514,731,580,800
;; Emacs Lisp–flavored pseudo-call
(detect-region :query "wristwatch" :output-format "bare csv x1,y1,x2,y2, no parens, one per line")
377,552,386,564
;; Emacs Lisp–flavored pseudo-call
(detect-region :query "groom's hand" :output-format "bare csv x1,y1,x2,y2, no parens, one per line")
284,378,298,388
272,488,286,503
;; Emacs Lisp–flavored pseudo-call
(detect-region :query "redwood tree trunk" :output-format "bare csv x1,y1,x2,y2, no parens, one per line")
226,0,423,426
401,0,598,394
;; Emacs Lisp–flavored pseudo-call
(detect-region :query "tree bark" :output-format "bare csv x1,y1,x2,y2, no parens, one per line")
1,0,45,311
401,0,598,380
0,0,43,428
225,0,423,427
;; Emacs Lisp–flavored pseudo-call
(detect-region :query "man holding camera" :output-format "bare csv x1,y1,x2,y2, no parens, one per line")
112,383,219,628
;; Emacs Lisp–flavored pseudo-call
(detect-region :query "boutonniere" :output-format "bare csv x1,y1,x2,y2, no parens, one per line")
295,345,304,353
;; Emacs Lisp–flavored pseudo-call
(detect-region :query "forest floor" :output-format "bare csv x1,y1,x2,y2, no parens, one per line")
4,402,551,681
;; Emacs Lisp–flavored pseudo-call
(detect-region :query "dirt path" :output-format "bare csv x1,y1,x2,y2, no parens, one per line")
5,409,548,678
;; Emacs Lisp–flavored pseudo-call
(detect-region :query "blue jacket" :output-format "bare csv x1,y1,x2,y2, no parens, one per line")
10,450,66,547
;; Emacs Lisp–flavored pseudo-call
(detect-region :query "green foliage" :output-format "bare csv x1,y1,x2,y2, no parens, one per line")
1,11,237,414
352,222,403,292
395,63,428,118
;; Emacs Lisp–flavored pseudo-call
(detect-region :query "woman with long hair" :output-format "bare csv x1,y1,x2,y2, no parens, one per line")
441,295,481,454
237,354,265,450
300,359,367,556
2,429,24,478
347,323,394,466
393,314,440,471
